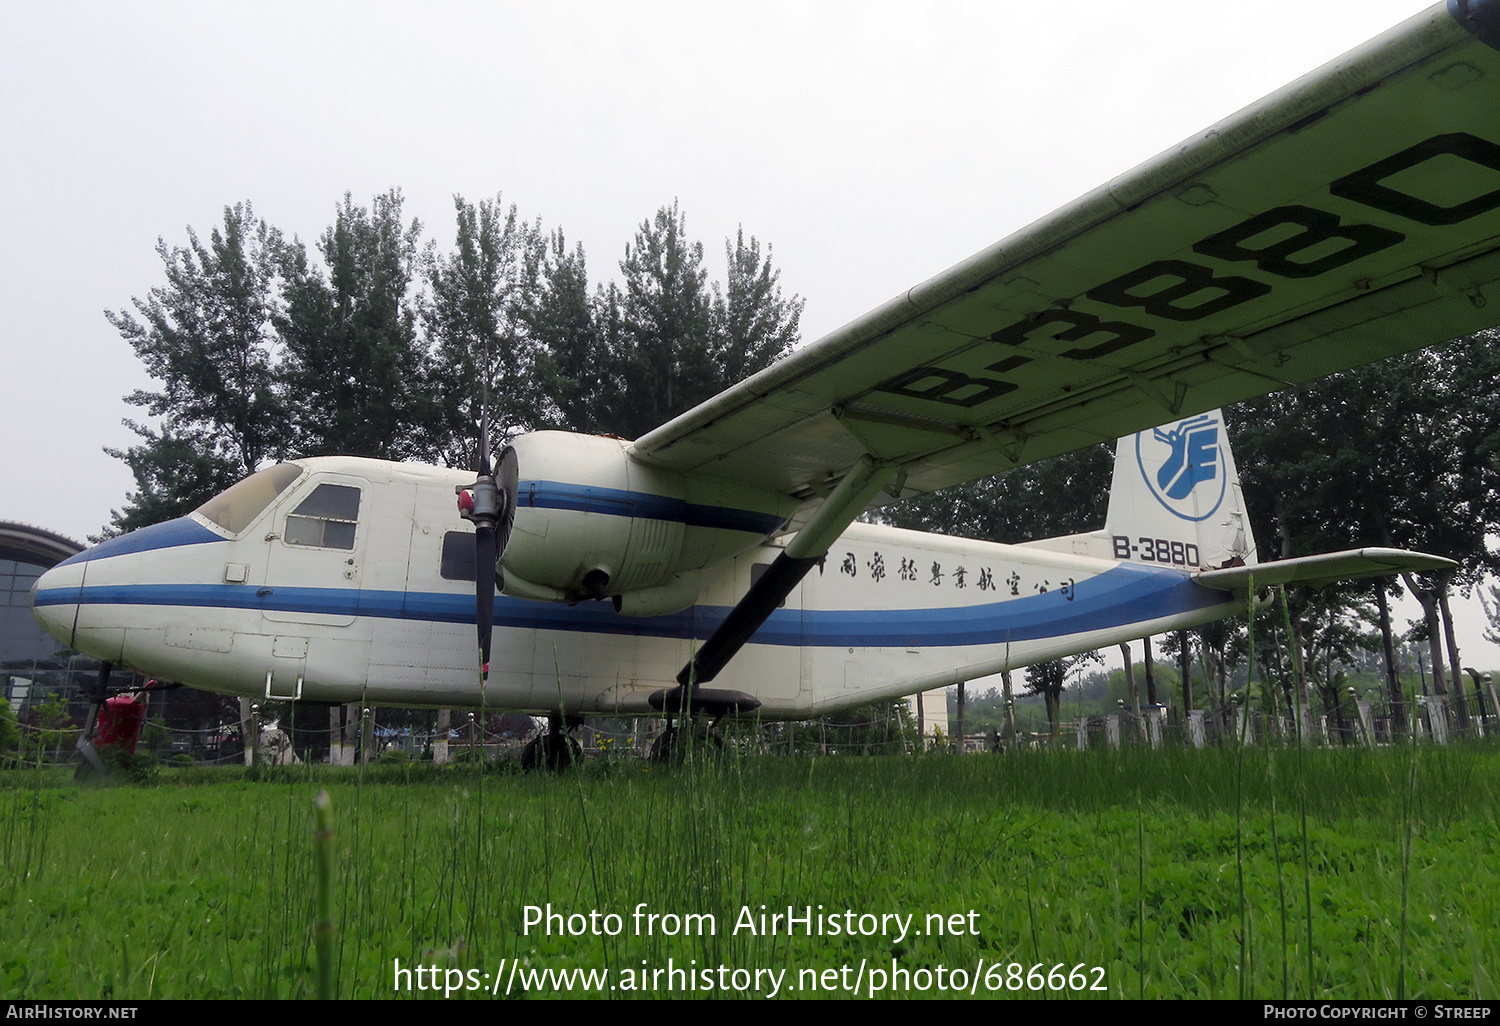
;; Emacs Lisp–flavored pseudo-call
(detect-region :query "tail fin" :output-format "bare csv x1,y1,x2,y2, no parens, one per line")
1104,410,1256,570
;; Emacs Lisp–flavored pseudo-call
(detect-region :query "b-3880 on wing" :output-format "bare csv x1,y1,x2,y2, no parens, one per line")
32,1,1499,761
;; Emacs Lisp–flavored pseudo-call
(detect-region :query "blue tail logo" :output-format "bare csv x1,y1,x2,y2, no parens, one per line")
1136,414,1227,521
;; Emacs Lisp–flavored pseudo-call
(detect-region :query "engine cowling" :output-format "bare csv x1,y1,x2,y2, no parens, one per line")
499,431,793,611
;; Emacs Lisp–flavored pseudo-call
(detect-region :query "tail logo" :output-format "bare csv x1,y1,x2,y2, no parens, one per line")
1136,413,1226,521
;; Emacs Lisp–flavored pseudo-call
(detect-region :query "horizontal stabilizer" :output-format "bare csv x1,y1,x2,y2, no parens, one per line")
1194,548,1455,592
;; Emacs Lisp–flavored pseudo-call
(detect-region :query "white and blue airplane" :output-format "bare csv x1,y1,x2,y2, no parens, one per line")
31,1,1500,758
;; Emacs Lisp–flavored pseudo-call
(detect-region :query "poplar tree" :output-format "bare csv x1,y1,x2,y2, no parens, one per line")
611,200,714,439
421,194,544,465
277,190,427,461
104,203,285,532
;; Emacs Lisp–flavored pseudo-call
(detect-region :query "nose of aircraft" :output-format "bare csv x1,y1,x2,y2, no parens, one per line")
31,559,84,649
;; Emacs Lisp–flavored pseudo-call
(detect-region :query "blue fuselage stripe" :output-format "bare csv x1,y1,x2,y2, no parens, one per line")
56,484,785,574
34,563,1226,649
517,480,785,535
56,518,224,566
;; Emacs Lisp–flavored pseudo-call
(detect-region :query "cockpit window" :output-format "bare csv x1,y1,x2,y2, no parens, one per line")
285,484,361,549
195,464,304,535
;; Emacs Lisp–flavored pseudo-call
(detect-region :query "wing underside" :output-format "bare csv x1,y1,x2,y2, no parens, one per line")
631,3,1500,517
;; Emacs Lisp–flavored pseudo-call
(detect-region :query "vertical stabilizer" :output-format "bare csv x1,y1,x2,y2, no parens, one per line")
1105,410,1256,570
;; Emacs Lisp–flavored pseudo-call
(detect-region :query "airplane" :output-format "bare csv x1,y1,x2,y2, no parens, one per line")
30,0,1500,765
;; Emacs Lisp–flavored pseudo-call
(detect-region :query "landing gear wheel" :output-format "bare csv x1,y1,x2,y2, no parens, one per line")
648,724,725,764
521,731,581,772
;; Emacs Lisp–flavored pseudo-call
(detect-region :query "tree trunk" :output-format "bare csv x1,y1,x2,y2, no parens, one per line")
1398,572,1446,697
1143,637,1158,706
434,708,451,764
1375,585,1405,734
955,681,966,754
1001,671,1017,745
1437,584,1472,728
1120,642,1145,742
1179,630,1192,715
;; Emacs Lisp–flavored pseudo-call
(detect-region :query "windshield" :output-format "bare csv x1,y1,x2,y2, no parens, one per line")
194,464,304,535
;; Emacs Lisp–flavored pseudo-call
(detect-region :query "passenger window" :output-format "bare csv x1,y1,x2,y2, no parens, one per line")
285,484,361,549
441,531,476,581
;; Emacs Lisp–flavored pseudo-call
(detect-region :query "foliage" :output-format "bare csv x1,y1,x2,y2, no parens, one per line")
608,201,714,439
422,194,544,462
1229,337,1500,714
529,229,604,434
107,195,802,530
879,445,1111,543
104,204,286,532
1024,650,1104,737
0,700,17,760
277,190,427,461
602,203,801,439
709,228,803,389
23,693,77,763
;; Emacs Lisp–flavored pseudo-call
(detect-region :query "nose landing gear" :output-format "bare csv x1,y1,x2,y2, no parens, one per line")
520,711,582,772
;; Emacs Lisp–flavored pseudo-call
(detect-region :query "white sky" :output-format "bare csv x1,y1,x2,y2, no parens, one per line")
4,1,1495,666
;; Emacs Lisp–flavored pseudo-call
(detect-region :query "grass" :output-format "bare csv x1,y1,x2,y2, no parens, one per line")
1,743,1496,1000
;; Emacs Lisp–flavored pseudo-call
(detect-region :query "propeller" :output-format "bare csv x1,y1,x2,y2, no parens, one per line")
456,415,518,689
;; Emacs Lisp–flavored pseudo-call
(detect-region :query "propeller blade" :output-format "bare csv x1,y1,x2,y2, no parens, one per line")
475,523,497,687
456,407,514,689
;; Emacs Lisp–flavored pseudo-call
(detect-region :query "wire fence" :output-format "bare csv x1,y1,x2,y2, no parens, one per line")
4,692,1492,771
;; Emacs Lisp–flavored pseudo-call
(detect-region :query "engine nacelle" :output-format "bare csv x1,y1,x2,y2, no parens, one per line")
500,431,793,609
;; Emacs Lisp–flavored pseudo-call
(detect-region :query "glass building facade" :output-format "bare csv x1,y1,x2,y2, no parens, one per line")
0,522,139,721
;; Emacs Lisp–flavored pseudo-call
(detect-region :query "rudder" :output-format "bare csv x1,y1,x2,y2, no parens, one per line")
1104,410,1256,571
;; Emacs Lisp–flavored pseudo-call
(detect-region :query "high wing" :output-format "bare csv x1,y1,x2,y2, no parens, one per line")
632,2,1500,516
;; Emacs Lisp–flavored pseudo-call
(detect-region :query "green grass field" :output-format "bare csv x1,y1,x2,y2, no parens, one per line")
2,743,1496,1000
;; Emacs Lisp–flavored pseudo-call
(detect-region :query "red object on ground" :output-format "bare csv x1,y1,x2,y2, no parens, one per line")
94,693,148,755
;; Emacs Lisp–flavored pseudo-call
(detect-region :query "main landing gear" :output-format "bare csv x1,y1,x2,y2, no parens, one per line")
648,717,725,764
645,683,759,764
520,711,582,772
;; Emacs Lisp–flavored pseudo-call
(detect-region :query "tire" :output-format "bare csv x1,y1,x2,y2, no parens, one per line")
521,732,581,772
648,725,724,764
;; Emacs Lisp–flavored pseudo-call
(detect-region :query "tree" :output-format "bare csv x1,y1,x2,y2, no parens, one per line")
1228,336,1500,728
530,230,606,434
1023,650,1103,740
422,194,545,464
709,228,802,388
105,421,247,534
0,695,18,763
277,190,428,461
879,445,1112,543
609,201,714,439
104,203,286,531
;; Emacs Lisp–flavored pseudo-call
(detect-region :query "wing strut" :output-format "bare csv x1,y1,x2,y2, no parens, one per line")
676,457,895,688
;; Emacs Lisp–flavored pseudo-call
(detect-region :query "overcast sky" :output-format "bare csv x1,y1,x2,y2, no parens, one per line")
6,1,1493,662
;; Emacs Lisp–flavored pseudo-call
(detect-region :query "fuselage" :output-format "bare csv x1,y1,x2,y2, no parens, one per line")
33,452,1242,718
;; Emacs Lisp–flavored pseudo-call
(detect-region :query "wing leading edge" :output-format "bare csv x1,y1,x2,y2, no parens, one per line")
631,1,1500,517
